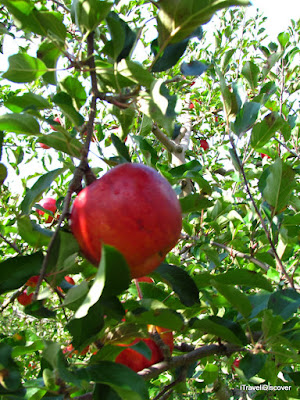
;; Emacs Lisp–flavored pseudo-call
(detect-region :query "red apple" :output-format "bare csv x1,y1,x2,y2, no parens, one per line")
37,198,57,223
232,358,240,371
137,277,154,283
64,276,75,285
70,164,182,278
39,142,50,149
26,275,40,287
115,326,173,372
189,102,195,109
50,117,61,131
200,139,209,151
17,290,33,306
260,153,271,159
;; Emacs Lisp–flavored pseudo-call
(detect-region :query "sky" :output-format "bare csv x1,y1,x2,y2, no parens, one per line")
1,1,299,195
250,0,299,37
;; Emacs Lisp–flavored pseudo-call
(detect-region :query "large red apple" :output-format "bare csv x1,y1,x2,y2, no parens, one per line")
115,326,173,372
37,197,57,223
70,163,182,278
17,290,33,306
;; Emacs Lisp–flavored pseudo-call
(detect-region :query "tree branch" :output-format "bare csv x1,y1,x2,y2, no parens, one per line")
0,232,22,254
211,241,269,271
227,130,294,288
152,124,183,153
138,342,245,380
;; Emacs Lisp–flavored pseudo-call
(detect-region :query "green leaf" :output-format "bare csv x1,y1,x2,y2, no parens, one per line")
105,12,136,62
169,161,212,194
262,51,284,79
133,307,184,331
157,0,251,44
277,32,290,48
262,309,283,339
151,38,189,72
66,300,105,349
77,362,149,400
59,76,87,111
117,60,154,89
95,60,135,91
74,245,130,319
71,0,113,34
52,92,85,127
241,61,260,91
180,194,212,213
155,263,200,307
3,53,47,83
194,269,273,292
17,215,53,248
34,11,67,43
212,281,252,318
111,107,135,141
0,113,40,135
4,93,51,113
132,136,159,166
38,132,83,158
37,41,62,85
111,134,131,162
215,66,238,117
20,168,64,214
180,61,208,77
259,158,295,212
239,353,267,379
138,79,177,136
190,316,247,345
251,112,284,149
232,102,261,136
0,252,43,295
268,289,300,319
24,301,56,319
202,363,219,385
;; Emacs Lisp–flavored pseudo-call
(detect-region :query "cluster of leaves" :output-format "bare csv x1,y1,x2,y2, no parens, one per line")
0,0,300,399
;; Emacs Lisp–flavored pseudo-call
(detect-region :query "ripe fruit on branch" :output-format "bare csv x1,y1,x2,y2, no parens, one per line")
115,326,173,372
37,197,57,223
26,275,40,287
17,290,33,306
70,163,182,278
260,153,271,159
50,117,61,131
200,139,209,151
39,142,50,149
64,276,75,285
137,277,154,284
232,358,240,371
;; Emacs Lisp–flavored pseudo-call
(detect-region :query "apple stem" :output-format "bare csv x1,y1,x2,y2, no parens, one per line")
134,279,143,299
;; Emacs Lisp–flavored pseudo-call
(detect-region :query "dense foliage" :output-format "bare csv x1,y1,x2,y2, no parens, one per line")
0,0,300,399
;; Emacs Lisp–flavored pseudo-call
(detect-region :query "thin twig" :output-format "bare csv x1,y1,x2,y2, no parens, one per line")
211,241,269,271
0,232,22,254
227,130,294,288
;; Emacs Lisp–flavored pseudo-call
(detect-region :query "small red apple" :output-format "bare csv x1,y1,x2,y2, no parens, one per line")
70,164,182,279
64,276,75,285
17,290,33,306
26,275,40,287
189,102,195,109
232,358,240,371
39,142,50,149
260,153,271,159
115,326,173,372
37,197,57,223
200,139,209,151
50,117,61,131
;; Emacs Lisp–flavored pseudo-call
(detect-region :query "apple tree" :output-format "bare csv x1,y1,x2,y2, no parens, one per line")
0,1,300,399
